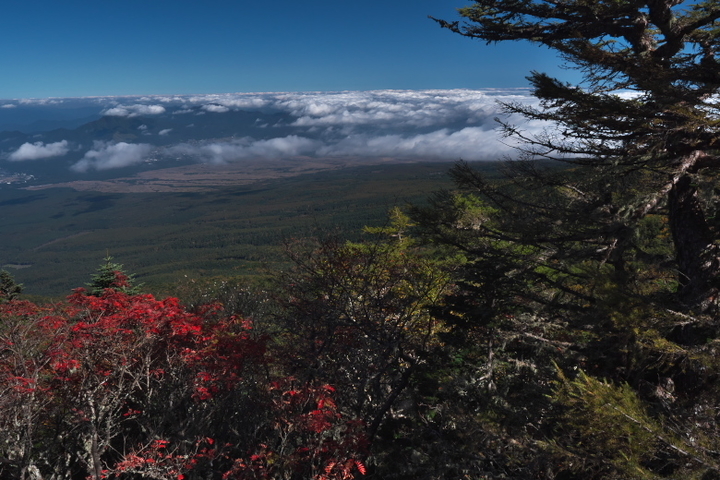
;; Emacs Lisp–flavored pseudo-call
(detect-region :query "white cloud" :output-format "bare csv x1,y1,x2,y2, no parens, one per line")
163,127,528,163
8,140,70,161
102,107,130,116
202,104,230,113
85,89,545,163
5,89,554,166
17,98,63,105
186,94,269,110
75,88,538,133
71,141,153,172
168,135,320,164
270,89,535,130
102,104,166,117
1,104,16,109
143,89,533,131
317,127,525,160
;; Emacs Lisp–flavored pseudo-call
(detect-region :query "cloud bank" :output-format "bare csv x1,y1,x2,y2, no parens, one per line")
152,89,544,163
168,136,320,164
102,104,166,117
71,142,154,172
159,89,536,132
2,89,556,172
317,127,519,160
155,89,541,162
8,140,70,161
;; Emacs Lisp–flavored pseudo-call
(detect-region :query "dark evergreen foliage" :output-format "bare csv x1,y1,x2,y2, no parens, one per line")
405,0,720,477
86,256,143,296
433,0,720,314
0,270,23,303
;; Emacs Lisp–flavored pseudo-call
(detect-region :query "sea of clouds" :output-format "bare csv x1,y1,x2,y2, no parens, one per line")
1,89,548,172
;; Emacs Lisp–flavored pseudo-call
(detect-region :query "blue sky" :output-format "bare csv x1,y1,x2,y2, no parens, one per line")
1,0,571,99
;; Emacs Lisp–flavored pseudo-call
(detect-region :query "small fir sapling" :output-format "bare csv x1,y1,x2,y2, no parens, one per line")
86,255,143,296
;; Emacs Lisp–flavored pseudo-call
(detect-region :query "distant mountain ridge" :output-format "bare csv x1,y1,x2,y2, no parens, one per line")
0,104,103,133
0,108,305,184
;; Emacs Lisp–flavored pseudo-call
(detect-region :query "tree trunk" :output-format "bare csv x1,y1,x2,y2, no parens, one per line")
668,174,719,313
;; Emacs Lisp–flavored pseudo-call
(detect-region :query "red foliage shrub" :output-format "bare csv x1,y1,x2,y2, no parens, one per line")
0,291,366,480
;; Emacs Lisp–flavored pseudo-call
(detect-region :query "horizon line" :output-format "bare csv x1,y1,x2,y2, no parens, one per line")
0,87,535,103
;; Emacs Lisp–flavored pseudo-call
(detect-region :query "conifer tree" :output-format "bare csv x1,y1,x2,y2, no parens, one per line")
86,256,142,296
433,0,720,313
0,270,23,303
417,3,720,477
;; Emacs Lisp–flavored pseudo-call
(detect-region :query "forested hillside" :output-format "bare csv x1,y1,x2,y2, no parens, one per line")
0,161,457,298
